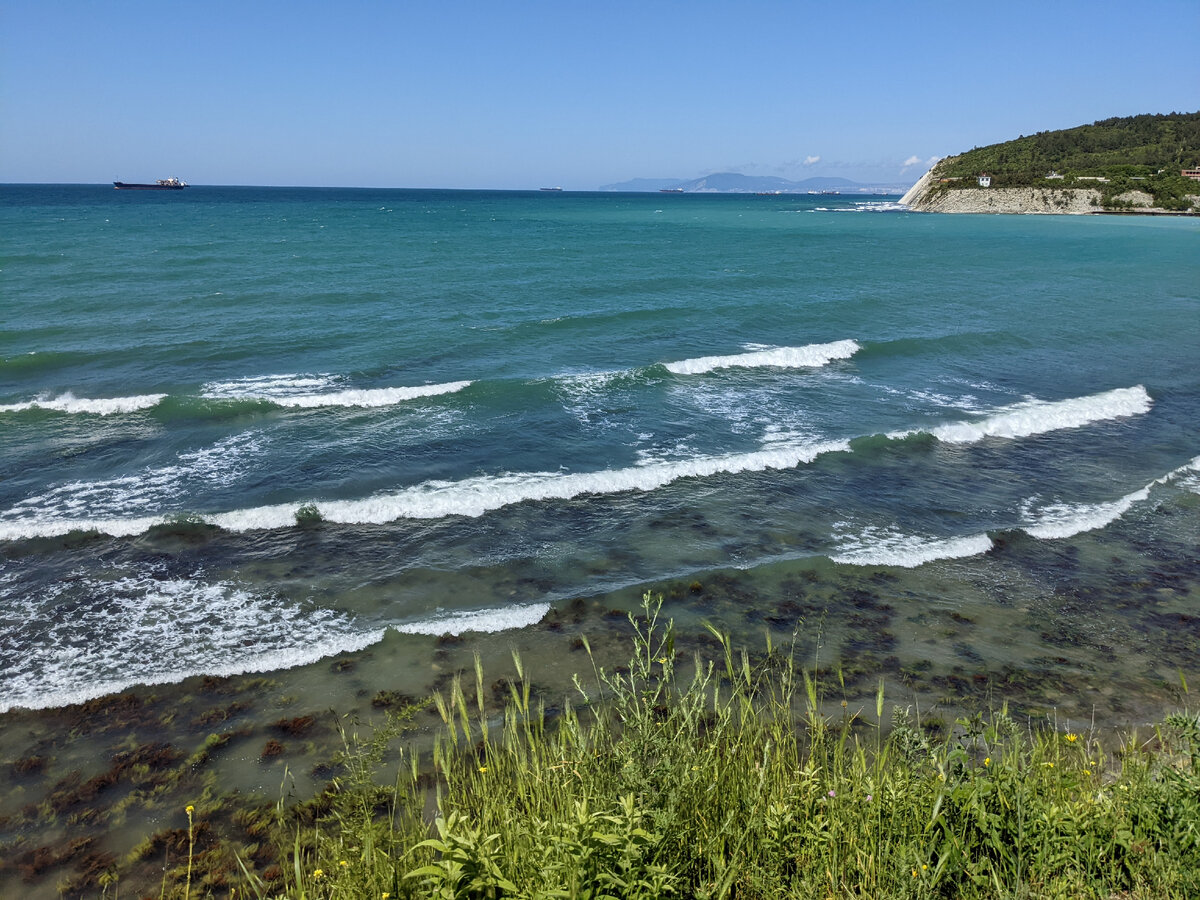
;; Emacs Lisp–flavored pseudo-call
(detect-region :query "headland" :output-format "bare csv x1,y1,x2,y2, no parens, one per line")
902,112,1200,215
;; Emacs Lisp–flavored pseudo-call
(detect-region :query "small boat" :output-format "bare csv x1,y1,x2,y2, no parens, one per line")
539,186,563,191
113,178,188,190
659,188,684,193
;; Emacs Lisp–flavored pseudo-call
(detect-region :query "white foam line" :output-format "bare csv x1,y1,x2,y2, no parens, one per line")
0,392,167,415
0,439,850,541
1022,487,1152,540
831,530,994,568
899,385,1152,444
0,514,166,542
216,439,851,530
664,340,860,375
268,381,472,409
391,603,550,636
0,631,389,714
1155,454,1200,486
1021,454,1200,539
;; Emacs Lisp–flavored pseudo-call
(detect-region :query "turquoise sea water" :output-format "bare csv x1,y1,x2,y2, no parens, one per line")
2,185,1198,718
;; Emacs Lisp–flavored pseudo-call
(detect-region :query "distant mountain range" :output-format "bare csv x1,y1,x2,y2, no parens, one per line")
599,172,911,193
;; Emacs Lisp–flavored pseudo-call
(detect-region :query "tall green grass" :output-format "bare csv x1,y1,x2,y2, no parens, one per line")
243,594,1200,899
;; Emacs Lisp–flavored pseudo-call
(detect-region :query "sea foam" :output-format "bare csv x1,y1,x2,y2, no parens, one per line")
831,526,993,568
0,572,383,714
664,340,860,375
391,603,550,636
0,569,553,713
0,432,264,541
0,438,849,540
203,374,471,409
1021,488,1151,540
0,392,167,415
918,386,1152,444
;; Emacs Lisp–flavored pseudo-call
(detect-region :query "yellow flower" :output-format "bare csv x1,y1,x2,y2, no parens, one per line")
185,804,194,814
912,868,918,878
383,895,390,899
313,869,325,879
478,765,487,773
984,757,991,767
1043,762,1054,768
339,860,349,867
922,864,928,871
656,656,667,665
1083,769,1092,776
1065,733,1078,743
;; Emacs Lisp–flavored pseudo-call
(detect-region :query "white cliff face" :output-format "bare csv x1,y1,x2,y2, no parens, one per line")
901,164,1196,215
899,166,938,207
908,186,1104,214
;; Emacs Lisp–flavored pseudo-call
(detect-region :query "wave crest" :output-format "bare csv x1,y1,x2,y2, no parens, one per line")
831,526,993,568
896,386,1152,444
0,392,167,416
664,340,860,375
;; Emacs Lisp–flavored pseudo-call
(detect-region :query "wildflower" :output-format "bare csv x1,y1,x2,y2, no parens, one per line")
478,765,488,773
1066,733,1079,743
912,869,918,878
984,757,991,767
313,869,325,879
339,860,349,867
827,789,836,798
865,794,873,802
656,656,667,665
185,804,194,814
1083,770,1092,776
1043,762,1054,768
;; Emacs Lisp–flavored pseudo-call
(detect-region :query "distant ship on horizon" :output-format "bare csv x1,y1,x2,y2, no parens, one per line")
113,177,188,190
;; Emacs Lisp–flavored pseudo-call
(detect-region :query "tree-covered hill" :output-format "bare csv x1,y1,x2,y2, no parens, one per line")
931,112,1200,210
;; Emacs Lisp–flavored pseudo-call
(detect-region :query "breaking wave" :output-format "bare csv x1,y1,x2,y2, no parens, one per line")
392,603,551,636
0,572,383,714
830,525,993,568
1020,488,1151,540
0,392,167,416
894,386,1152,444
202,374,472,408
664,340,860,375
0,438,850,541
0,569,555,713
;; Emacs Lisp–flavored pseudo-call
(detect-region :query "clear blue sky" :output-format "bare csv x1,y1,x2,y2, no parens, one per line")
2,0,1197,189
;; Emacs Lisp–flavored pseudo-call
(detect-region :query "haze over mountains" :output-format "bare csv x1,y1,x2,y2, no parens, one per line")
599,172,914,193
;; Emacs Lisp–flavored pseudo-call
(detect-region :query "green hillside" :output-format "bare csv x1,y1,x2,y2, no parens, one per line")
933,112,1200,209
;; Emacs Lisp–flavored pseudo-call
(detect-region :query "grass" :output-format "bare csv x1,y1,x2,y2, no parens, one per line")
209,593,1200,898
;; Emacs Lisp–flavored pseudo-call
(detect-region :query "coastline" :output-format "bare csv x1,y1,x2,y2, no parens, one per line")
901,165,1199,215
5,519,1200,895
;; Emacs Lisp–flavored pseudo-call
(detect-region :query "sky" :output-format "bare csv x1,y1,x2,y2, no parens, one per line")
2,0,1197,190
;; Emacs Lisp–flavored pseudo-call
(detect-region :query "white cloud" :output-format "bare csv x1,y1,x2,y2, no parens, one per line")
927,155,943,166
803,155,820,166
902,155,922,167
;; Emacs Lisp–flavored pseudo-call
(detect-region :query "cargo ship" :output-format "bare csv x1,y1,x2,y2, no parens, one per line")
113,177,188,190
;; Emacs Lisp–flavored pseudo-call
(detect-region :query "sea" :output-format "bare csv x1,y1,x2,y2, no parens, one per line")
2,184,1198,730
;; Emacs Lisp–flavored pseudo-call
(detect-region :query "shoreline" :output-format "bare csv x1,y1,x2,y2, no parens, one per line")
5,520,1200,896
900,166,1199,215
